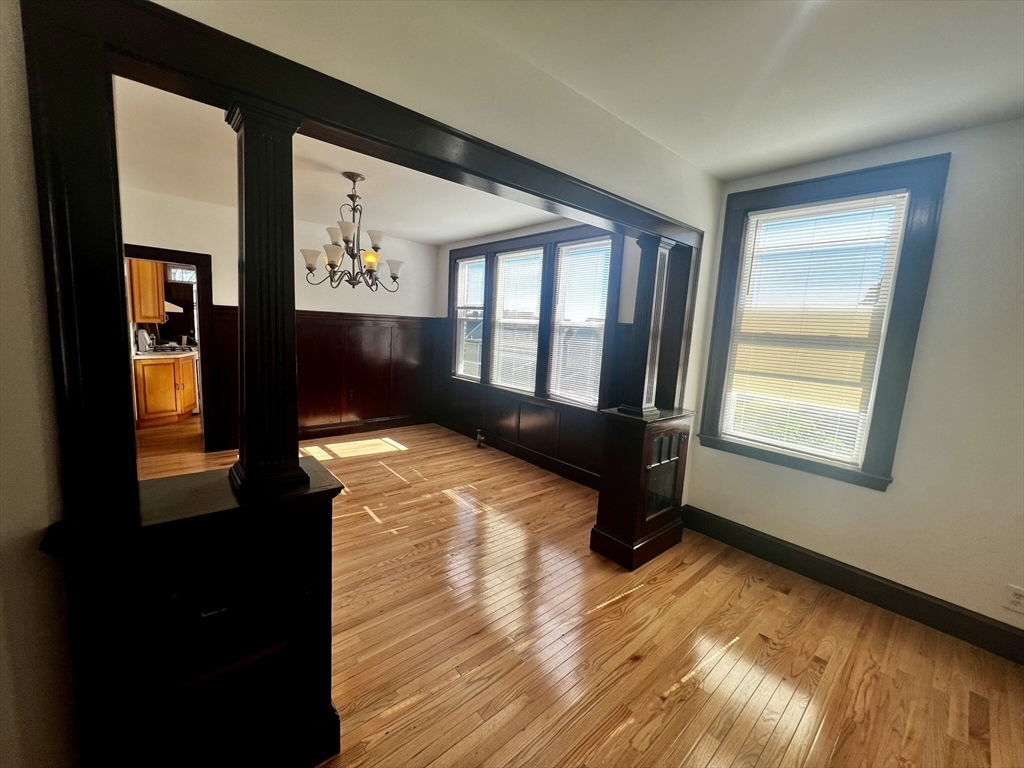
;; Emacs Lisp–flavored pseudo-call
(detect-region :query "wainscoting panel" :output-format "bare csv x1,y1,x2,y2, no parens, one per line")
207,307,435,448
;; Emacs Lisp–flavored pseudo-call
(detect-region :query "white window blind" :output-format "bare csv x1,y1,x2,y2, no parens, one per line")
454,257,485,379
491,248,543,392
722,192,910,467
548,237,612,406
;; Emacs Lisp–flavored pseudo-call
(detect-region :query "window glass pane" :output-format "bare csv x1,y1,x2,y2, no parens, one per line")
722,192,909,467
548,237,611,406
454,257,485,379
491,248,542,392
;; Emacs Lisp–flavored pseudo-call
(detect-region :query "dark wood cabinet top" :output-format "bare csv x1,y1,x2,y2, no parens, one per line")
138,456,343,528
599,406,694,426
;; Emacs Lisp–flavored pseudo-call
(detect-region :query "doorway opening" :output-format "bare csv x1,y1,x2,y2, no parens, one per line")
124,244,216,476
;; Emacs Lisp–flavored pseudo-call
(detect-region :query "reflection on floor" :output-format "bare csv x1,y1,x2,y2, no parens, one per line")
137,422,1024,767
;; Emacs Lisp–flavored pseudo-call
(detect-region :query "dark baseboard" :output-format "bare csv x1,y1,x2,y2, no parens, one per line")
683,505,1024,665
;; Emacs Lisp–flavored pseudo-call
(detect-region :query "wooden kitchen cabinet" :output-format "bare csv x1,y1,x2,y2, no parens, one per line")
127,258,165,323
176,356,197,414
134,355,198,427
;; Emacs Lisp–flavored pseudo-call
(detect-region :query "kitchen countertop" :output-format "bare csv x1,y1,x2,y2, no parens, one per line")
133,349,198,359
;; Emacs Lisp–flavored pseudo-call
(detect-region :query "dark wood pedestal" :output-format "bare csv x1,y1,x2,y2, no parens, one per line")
42,457,342,766
590,409,693,570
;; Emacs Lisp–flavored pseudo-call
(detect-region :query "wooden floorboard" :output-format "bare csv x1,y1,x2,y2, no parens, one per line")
138,421,1024,767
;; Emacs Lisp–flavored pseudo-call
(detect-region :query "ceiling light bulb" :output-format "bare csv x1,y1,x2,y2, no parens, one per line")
362,250,380,271
387,259,405,280
326,226,342,245
367,230,385,250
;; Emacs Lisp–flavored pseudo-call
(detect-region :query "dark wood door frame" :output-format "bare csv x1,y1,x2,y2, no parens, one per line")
123,244,216,452
19,0,702,522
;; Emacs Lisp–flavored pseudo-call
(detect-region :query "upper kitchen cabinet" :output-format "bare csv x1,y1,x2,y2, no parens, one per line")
128,258,166,323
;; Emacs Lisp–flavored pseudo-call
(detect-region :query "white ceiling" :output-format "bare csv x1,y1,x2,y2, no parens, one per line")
445,0,1024,180
112,77,560,245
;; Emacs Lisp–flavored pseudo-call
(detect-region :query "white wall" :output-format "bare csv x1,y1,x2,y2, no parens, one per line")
686,118,1024,628
119,186,441,316
0,0,79,764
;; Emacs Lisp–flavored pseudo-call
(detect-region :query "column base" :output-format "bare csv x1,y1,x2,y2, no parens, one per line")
590,518,683,571
229,460,310,496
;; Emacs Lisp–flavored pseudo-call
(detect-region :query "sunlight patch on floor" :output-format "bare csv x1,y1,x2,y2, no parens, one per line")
324,438,406,459
302,446,334,461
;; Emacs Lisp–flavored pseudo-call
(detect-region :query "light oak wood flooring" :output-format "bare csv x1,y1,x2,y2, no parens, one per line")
137,422,1024,767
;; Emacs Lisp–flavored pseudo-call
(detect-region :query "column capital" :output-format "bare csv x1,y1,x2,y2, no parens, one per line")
226,96,303,135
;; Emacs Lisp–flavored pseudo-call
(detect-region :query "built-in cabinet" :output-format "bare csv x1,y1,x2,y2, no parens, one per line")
590,410,693,570
127,257,166,323
134,354,197,427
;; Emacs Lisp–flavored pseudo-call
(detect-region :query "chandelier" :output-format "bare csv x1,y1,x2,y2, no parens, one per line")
300,171,403,292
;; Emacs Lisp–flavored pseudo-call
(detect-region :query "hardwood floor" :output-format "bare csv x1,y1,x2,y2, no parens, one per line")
135,415,226,480
137,422,1024,767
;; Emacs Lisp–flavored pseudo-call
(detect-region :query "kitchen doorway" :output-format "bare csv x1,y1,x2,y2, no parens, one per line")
124,244,218,472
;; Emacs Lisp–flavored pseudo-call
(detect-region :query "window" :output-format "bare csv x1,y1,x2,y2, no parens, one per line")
453,257,485,379
722,193,908,467
491,248,543,392
549,237,612,406
448,225,622,409
700,154,950,490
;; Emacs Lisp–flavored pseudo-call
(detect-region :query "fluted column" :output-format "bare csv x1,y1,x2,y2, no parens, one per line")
226,98,308,493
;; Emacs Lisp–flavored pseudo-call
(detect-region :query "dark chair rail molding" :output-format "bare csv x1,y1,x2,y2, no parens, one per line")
683,505,1024,665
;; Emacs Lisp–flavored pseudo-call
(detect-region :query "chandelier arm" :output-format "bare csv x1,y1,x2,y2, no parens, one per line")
330,269,353,289
305,272,333,286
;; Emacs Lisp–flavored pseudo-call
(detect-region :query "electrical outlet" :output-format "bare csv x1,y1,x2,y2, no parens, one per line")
1006,584,1024,615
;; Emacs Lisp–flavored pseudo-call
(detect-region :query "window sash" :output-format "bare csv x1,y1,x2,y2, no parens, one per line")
548,237,612,407
454,257,485,380
490,248,543,393
721,192,910,468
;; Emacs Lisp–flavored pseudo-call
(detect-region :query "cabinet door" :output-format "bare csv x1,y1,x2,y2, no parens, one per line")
135,358,179,421
638,423,690,540
176,356,198,414
343,325,391,422
128,259,165,323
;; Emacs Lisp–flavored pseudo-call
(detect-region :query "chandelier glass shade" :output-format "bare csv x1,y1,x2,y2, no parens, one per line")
301,171,403,292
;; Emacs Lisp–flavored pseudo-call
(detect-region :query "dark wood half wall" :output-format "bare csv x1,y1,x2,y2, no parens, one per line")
435,377,606,489
428,321,635,490
205,307,442,450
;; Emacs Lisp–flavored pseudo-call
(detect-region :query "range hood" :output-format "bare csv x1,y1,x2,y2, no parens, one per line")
165,300,184,313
